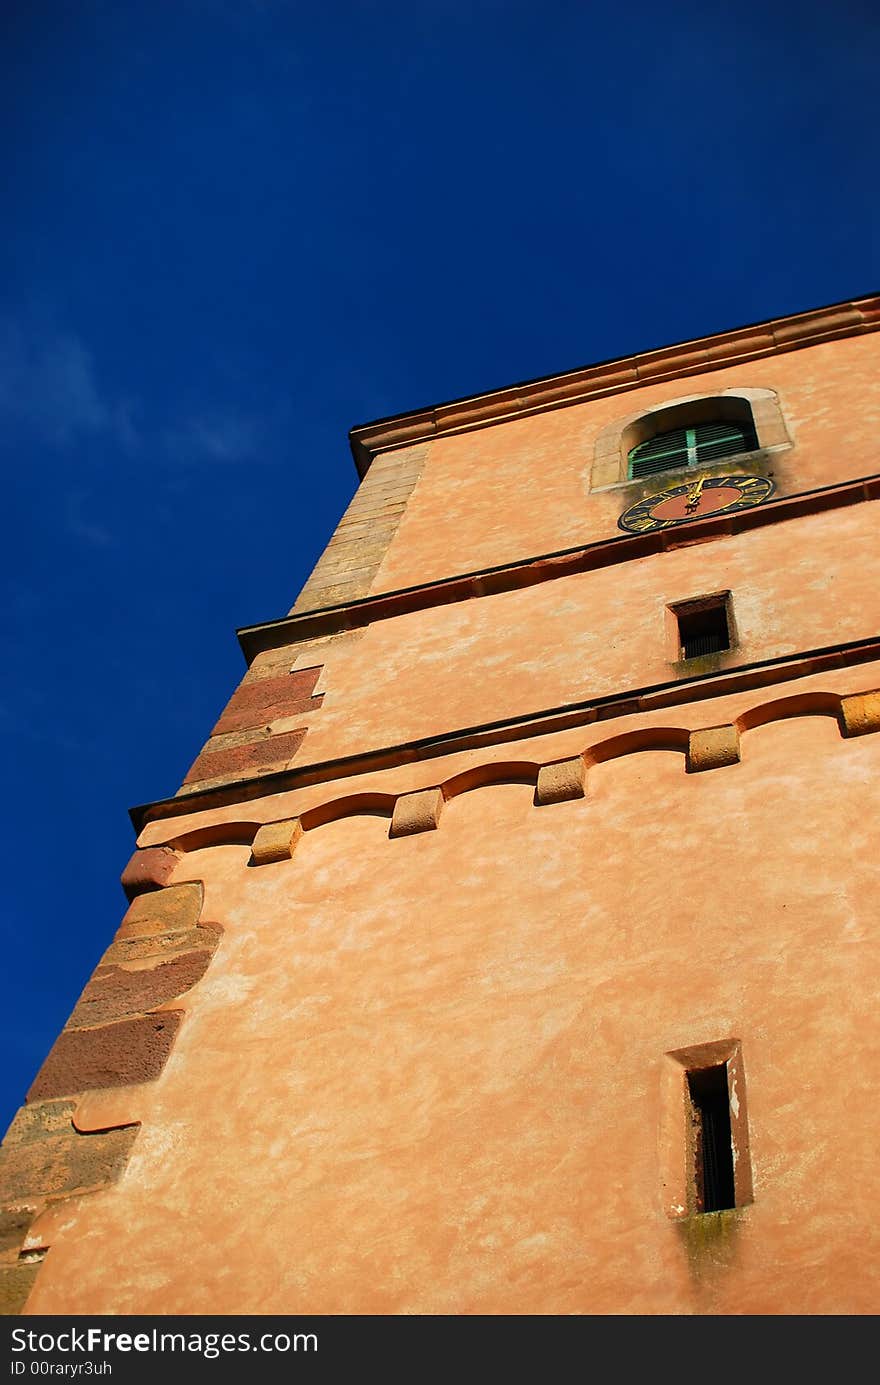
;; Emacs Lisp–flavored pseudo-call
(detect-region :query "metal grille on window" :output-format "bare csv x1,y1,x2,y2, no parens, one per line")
678,602,730,660
687,1066,736,1213
628,420,758,480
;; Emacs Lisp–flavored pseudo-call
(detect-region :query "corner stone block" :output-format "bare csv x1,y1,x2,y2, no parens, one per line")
535,757,587,806
0,1209,36,1261
0,1100,139,1204
251,818,303,865
0,1261,40,1316
117,882,204,942
839,691,880,738
120,846,181,901
69,952,214,1029
389,788,444,838
27,1014,184,1102
100,922,218,969
687,724,741,773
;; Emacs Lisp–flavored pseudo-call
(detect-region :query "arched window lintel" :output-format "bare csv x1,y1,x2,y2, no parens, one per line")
589,387,791,491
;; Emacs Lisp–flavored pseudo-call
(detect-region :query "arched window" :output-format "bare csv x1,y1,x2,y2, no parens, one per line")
627,419,758,481
590,390,789,492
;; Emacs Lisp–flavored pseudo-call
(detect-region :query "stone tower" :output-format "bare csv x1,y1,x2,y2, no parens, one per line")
2,295,880,1315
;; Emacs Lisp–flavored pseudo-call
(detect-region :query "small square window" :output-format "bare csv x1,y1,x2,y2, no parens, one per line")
671,595,732,661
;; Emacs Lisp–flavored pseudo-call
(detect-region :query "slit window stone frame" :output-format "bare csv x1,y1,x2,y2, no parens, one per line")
659,1038,754,1220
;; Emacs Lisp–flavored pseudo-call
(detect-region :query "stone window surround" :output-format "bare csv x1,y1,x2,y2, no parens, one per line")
660,1038,753,1219
590,387,792,492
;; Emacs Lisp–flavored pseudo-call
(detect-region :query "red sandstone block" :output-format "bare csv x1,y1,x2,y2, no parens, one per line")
214,692,323,735
120,845,180,901
212,668,323,735
28,1014,184,1101
184,728,307,785
69,952,214,1029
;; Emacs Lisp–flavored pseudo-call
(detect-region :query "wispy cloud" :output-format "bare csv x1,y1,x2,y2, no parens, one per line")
0,313,274,470
0,316,139,451
161,411,264,463
64,490,119,549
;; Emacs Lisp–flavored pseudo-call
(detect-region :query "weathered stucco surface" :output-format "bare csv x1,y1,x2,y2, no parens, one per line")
279,499,880,771
177,322,880,796
21,712,880,1314
4,301,880,1314
371,332,880,590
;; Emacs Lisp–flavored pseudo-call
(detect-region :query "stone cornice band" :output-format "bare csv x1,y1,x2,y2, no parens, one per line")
348,295,880,476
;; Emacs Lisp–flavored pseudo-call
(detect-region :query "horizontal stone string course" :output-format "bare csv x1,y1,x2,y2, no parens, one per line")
237,483,880,663
4,707,875,1306
231,686,880,864
348,296,880,471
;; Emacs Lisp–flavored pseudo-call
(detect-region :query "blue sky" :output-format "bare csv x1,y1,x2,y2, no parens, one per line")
1,0,877,1138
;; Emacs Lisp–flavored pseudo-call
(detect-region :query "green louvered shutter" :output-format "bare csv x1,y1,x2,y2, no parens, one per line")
628,420,758,480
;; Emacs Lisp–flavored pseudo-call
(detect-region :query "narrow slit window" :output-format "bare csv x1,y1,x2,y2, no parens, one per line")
687,1065,736,1213
677,600,730,660
661,1039,753,1219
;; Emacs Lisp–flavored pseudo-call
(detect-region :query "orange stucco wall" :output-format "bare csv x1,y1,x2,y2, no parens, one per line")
6,308,880,1316
23,704,880,1314
277,499,880,771
180,322,880,798
370,331,880,590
